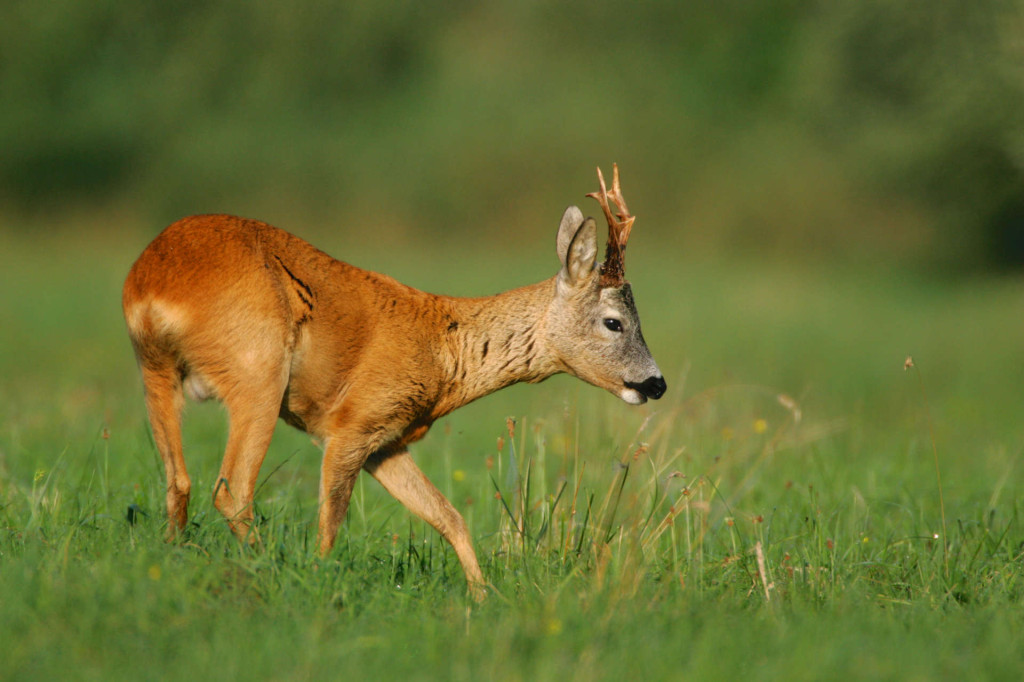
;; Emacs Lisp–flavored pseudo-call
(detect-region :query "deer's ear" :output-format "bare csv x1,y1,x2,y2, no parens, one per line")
559,217,598,288
556,206,585,267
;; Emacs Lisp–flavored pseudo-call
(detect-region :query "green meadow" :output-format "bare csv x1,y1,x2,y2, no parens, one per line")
3,1,1024,679
2,223,1023,680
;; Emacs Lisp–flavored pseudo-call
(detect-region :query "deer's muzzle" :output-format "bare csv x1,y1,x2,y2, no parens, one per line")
624,375,667,402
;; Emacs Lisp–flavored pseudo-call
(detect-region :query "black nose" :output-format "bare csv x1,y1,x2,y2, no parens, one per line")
626,375,667,400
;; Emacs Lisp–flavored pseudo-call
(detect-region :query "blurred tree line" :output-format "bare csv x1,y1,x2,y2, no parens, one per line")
1,0,1021,267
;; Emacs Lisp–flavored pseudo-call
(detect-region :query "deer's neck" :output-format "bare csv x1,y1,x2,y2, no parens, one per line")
435,278,561,415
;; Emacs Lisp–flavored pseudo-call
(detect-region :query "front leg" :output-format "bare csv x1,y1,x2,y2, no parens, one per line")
317,431,378,555
364,448,486,601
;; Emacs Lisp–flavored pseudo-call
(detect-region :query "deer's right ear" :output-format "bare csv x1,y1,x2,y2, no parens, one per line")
556,206,585,267
558,217,598,289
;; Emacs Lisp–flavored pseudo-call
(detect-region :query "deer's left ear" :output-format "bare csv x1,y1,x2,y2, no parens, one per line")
558,217,598,288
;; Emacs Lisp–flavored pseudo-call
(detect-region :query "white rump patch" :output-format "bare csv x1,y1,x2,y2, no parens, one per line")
150,299,191,336
126,297,192,337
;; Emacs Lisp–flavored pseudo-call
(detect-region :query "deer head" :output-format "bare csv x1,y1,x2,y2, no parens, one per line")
549,165,666,405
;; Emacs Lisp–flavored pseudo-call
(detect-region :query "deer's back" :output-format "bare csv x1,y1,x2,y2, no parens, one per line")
122,214,452,436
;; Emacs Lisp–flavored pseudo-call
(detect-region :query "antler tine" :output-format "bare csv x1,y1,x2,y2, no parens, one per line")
586,163,636,287
609,164,634,242
586,166,617,233
586,164,635,244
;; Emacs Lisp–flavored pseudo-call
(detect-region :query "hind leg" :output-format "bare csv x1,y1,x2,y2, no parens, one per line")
139,362,190,537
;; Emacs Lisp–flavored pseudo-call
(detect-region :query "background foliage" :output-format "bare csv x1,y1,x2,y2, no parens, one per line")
2,0,1022,265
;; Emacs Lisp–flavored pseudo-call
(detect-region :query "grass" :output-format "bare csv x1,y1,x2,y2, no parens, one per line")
2,224,1024,680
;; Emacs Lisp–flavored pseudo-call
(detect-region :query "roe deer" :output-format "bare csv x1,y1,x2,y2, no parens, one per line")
122,164,665,599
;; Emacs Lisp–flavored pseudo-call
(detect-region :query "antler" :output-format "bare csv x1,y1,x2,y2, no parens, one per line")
586,163,635,287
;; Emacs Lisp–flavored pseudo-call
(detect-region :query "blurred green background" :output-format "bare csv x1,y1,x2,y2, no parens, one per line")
3,5,1024,678
2,0,1022,267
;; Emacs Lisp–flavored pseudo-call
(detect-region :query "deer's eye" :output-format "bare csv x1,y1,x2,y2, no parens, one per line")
603,318,623,333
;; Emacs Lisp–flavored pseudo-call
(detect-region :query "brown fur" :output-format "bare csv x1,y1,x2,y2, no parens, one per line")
123,174,664,600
